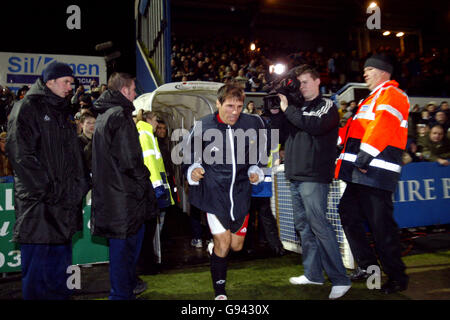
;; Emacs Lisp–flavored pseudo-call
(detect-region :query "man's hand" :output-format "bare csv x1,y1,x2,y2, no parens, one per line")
191,167,205,182
278,94,288,112
249,172,259,184
358,168,368,174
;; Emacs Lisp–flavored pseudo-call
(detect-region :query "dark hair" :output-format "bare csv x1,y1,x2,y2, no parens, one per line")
79,111,96,123
217,81,245,104
292,64,320,80
107,72,135,92
80,93,92,104
430,124,444,132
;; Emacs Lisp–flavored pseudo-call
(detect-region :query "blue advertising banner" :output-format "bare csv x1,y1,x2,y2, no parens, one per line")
393,162,450,228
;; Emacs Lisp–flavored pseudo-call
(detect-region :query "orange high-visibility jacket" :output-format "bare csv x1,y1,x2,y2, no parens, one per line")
335,80,410,192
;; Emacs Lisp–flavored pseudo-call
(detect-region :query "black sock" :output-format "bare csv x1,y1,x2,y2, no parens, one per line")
210,251,228,296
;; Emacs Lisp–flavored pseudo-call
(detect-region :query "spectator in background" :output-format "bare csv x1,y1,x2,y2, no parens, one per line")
342,100,357,121
417,124,450,166
234,68,248,88
78,111,96,172
338,100,348,119
246,76,262,92
5,61,89,299
420,109,432,126
439,101,449,115
71,84,85,106
425,101,438,118
99,83,108,95
0,132,13,180
88,79,98,93
430,111,449,134
79,93,93,110
15,85,30,101
0,86,15,130
243,100,256,114
156,120,177,206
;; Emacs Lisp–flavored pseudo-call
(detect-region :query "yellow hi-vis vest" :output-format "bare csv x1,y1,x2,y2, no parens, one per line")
136,120,174,206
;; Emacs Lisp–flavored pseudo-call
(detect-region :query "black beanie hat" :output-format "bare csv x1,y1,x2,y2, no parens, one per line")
363,53,393,74
42,61,74,83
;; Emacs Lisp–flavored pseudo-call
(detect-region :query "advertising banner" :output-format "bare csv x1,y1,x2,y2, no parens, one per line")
393,162,450,228
0,52,107,93
0,186,109,273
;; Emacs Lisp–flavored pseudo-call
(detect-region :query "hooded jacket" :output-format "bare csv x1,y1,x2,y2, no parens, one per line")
91,90,158,239
6,78,89,244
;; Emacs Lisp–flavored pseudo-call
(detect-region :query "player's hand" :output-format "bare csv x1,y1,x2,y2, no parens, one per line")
249,172,259,184
191,168,205,182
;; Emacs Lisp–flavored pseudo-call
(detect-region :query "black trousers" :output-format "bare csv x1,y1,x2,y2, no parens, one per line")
338,182,408,283
137,218,158,272
245,197,283,251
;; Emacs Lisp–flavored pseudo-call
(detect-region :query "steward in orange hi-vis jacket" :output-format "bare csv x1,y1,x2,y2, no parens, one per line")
335,79,410,192
337,53,410,295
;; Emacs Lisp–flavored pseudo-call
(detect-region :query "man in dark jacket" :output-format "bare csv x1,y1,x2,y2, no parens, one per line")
183,82,266,300
277,64,351,299
6,61,89,300
91,72,158,300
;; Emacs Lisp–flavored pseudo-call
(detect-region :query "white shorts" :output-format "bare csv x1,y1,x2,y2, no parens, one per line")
206,213,249,236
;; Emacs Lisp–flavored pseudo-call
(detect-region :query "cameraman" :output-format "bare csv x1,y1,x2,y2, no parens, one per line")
276,65,351,299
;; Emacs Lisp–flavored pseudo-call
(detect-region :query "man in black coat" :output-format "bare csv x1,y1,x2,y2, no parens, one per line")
6,61,90,300
91,72,158,300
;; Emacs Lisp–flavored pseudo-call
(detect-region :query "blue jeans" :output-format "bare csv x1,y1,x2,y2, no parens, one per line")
289,181,350,286
108,224,145,300
20,243,72,300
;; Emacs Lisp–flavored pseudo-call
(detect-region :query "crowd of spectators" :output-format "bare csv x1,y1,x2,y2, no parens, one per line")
337,98,450,166
0,37,449,178
405,100,450,166
170,36,449,98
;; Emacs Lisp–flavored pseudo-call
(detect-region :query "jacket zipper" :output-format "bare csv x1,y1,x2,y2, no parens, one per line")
227,126,236,221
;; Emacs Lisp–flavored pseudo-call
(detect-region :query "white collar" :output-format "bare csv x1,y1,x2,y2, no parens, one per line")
370,80,389,95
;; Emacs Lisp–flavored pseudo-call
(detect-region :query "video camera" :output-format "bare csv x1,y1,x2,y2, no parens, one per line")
263,70,303,112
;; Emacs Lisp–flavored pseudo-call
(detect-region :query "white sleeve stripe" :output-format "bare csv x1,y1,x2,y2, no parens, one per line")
376,104,404,123
139,130,153,137
152,180,163,188
302,99,333,118
143,149,156,157
360,143,381,157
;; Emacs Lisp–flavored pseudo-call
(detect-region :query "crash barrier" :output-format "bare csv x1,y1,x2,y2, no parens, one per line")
270,168,355,269
1,162,449,273
0,189,108,273
270,162,450,269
